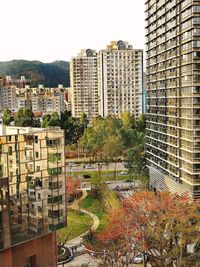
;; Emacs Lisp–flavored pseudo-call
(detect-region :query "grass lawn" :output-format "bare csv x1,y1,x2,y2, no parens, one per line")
70,170,131,182
81,190,120,232
57,209,93,242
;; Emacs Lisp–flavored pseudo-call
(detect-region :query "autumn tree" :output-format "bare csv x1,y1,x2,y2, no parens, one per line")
66,176,81,202
120,111,135,129
89,191,200,267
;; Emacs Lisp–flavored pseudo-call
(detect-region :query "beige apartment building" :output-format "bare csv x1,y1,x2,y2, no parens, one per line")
145,0,200,200
0,85,17,112
0,83,67,116
70,49,99,120
16,85,66,114
98,41,143,118
0,125,66,266
70,42,143,120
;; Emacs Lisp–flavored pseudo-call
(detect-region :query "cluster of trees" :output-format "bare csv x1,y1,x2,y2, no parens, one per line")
2,108,146,177
80,113,146,179
2,108,88,145
2,107,40,127
86,191,200,267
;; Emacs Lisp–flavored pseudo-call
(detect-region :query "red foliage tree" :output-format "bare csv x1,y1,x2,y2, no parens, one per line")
66,176,81,202
89,191,200,267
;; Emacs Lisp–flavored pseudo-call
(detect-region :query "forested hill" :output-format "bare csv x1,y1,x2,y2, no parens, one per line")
0,60,70,87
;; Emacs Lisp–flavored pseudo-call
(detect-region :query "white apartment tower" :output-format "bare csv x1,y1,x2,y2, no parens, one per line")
98,41,143,118
70,49,99,120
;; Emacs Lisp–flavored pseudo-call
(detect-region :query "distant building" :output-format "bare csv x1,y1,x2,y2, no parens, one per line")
5,76,28,88
0,81,68,115
0,85,18,112
98,41,143,118
70,49,99,120
0,125,66,266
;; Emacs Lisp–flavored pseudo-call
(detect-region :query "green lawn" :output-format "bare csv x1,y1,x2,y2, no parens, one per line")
57,209,93,242
81,190,120,232
70,170,131,182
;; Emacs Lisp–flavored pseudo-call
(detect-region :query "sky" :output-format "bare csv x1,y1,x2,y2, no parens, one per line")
0,0,145,63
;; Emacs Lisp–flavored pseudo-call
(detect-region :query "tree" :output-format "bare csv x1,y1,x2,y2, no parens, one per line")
89,192,200,267
60,111,87,145
66,176,81,202
120,111,135,129
2,107,13,125
14,108,40,127
136,114,146,132
42,112,60,127
102,134,123,179
125,145,145,176
80,117,107,174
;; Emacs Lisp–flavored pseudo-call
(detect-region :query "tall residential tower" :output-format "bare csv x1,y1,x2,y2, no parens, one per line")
99,41,143,118
145,0,200,200
70,49,99,121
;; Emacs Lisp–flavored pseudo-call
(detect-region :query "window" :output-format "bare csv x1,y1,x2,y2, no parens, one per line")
48,167,62,175
47,195,62,204
26,255,36,267
8,147,12,156
48,153,62,163
34,136,38,144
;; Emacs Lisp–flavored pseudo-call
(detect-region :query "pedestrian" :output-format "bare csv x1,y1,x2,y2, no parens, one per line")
75,245,77,251
80,236,83,245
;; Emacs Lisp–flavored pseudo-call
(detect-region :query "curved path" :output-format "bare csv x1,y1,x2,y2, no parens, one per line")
66,190,99,246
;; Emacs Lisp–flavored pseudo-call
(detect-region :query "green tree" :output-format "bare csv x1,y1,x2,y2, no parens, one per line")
15,108,40,127
136,114,146,132
103,134,123,179
80,117,106,174
125,145,145,176
2,108,13,125
42,112,60,127
120,111,135,129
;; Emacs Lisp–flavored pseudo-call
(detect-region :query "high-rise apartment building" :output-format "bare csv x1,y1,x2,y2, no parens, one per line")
98,41,143,118
70,49,99,120
0,125,66,266
145,0,200,200
70,43,143,120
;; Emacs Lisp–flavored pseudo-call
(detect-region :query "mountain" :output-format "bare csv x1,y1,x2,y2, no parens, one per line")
0,60,70,87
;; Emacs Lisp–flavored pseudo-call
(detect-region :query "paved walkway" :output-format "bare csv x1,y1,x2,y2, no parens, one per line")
66,190,100,246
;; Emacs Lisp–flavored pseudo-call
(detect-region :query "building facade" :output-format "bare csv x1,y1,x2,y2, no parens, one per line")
70,49,99,120
0,125,66,266
98,41,143,118
145,0,200,200
0,81,67,116
0,86,17,112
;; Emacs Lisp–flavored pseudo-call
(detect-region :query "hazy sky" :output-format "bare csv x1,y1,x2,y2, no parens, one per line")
1,0,145,63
